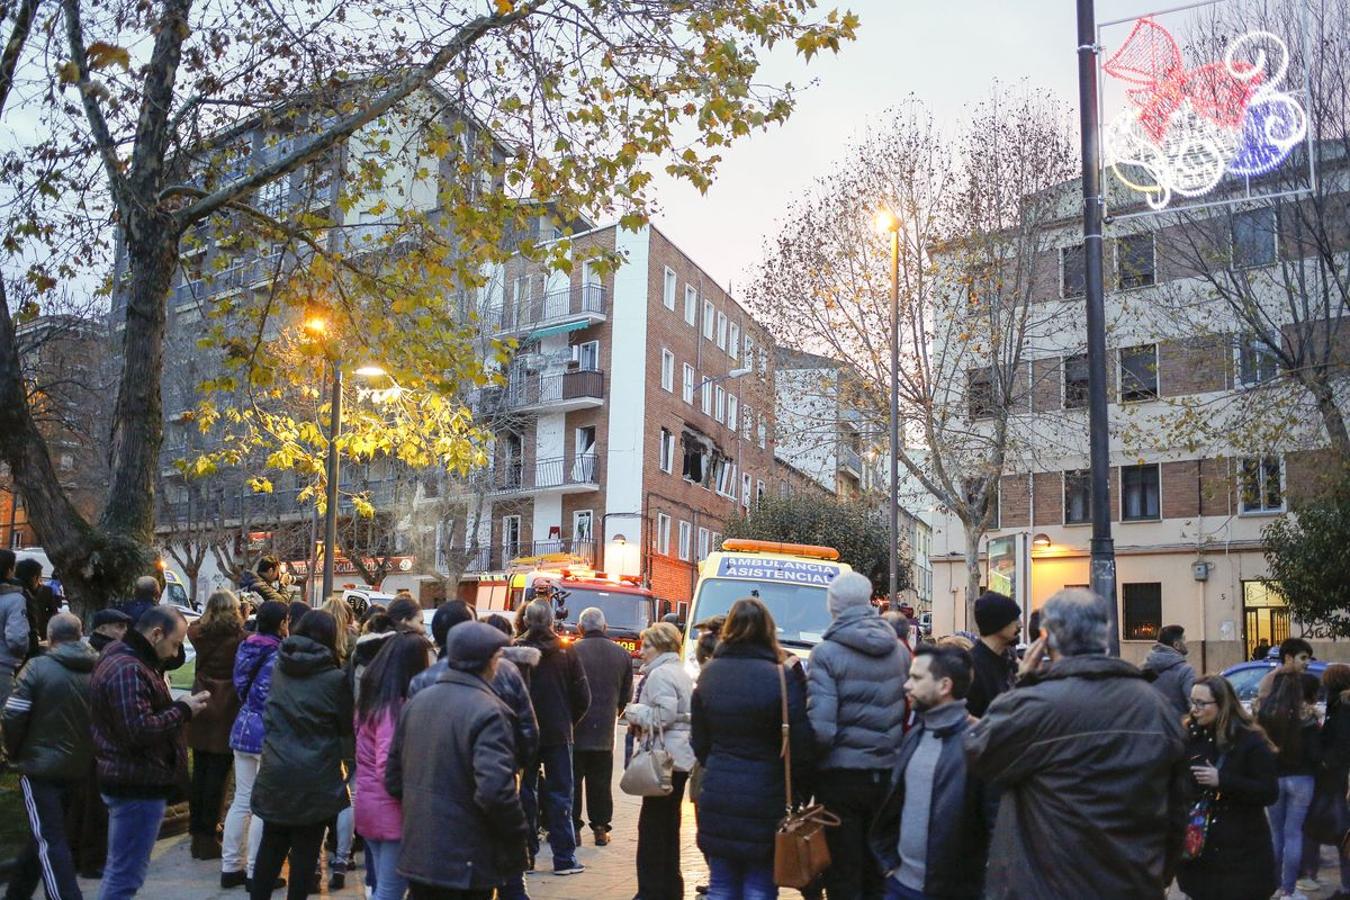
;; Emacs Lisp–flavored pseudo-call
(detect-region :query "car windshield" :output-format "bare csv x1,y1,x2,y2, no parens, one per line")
1226,665,1269,702
692,578,832,648
164,582,190,609
555,586,652,634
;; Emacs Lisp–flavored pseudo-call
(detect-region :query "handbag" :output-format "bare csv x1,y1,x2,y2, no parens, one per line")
1181,796,1213,861
773,664,841,889
620,721,674,797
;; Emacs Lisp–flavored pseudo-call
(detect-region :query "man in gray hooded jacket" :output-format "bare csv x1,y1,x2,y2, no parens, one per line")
807,571,909,899
1142,624,1195,719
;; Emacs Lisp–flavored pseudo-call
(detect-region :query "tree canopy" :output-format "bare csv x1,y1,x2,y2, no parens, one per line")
1263,467,1350,639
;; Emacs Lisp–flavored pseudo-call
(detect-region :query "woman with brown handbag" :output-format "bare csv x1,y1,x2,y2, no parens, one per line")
691,597,814,900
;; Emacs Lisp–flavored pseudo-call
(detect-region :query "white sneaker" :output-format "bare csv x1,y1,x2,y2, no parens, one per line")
1296,878,1321,892
1280,891,1310,900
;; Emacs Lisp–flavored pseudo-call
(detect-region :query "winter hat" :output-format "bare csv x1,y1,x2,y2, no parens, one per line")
827,572,875,618
974,591,1021,637
446,620,510,672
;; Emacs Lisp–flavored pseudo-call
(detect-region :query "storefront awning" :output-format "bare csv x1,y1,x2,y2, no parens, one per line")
526,319,591,341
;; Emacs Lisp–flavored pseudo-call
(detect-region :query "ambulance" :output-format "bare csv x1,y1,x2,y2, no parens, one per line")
682,539,852,674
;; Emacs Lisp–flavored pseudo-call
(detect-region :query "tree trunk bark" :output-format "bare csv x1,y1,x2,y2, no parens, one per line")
962,517,984,632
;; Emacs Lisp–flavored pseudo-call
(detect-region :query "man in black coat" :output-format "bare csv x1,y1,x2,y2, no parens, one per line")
569,607,632,847
966,591,1019,718
515,599,590,875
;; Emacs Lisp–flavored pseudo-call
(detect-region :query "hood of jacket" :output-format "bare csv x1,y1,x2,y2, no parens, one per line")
0,582,22,598
277,634,338,677
639,650,680,676
823,607,901,657
49,640,98,673
1143,643,1187,673
1022,652,1146,687
353,630,394,664
502,644,541,669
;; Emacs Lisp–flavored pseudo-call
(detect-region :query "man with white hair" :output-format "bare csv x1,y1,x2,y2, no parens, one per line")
806,571,909,898
965,588,1188,899
569,607,633,847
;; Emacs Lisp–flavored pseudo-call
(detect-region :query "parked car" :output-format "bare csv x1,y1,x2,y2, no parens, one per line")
1221,657,1329,714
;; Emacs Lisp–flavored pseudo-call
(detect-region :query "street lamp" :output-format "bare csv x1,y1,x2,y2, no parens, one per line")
876,206,902,612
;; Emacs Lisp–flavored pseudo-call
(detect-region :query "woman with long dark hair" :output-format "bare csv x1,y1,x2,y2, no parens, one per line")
1259,670,1323,900
249,610,353,900
186,590,246,861
1305,664,1350,897
1176,675,1278,899
354,631,432,900
691,597,814,900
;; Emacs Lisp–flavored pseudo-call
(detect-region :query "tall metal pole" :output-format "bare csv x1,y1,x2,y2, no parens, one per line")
889,227,901,611
321,363,343,602
1077,0,1119,655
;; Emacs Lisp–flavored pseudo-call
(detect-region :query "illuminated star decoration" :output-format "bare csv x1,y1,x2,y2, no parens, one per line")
1103,18,1308,209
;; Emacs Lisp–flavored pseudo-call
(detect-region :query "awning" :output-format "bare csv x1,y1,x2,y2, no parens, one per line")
526,319,591,341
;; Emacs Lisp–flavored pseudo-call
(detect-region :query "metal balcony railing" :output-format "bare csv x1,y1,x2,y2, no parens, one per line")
491,283,606,334
492,454,599,493
504,369,604,410
838,445,863,476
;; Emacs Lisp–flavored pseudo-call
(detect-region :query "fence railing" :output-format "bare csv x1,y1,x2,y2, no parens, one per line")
503,369,605,410
490,283,606,334
492,454,599,492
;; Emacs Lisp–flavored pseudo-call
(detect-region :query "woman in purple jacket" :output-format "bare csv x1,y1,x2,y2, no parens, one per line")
220,601,288,891
354,631,432,900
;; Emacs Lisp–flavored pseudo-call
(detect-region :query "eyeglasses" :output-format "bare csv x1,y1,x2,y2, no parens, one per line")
1189,699,1218,708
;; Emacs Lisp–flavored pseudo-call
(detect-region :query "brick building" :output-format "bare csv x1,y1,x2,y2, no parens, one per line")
468,223,779,607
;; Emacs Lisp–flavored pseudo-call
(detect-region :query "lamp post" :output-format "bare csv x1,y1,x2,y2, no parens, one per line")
876,208,902,611
1075,0,1119,654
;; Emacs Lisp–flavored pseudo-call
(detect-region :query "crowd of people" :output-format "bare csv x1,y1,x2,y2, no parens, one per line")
0,552,1347,900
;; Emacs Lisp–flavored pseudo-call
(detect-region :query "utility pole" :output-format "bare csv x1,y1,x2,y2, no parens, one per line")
1076,0,1120,655
888,223,901,611
321,364,343,602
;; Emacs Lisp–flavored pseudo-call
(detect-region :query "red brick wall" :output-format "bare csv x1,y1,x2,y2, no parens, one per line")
1000,474,1031,527
1032,471,1062,526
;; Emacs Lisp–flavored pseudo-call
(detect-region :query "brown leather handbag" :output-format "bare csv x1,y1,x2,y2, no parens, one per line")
772,664,841,889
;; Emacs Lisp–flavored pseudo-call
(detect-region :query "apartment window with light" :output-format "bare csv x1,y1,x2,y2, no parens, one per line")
684,285,698,326
1240,456,1284,514
968,367,995,419
661,349,675,393
1064,469,1090,524
1061,243,1086,298
655,513,672,555
714,386,725,423
729,323,740,360
1121,464,1160,521
1236,335,1279,387
1064,354,1089,409
658,428,675,474
727,394,739,431
701,378,713,415
1116,233,1155,289
1119,344,1159,401
663,267,677,310
683,364,695,404
1232,207,1277,268
678,521,692,560
1122,582,1162,641
716,312,728,350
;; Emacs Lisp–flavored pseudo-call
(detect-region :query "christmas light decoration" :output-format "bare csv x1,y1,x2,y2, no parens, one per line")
1102,17,1307,209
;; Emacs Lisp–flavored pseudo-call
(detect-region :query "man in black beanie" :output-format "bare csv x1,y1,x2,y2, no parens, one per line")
967,590,1021,718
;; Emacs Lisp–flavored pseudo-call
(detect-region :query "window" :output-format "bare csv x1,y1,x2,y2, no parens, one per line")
1061,243,1086,298
714,385,725,423
1121,464,1160,521
1064,469,1091,524
727,394,739,431
742,472,752,508
1240,456,1284,514
573,340,599,371
703,299,716,340
711,532,722,554
658,428,675,474
682,436,707,483
655,513,672,555
701,378,712,415
1064,354,1089,409
756,479,766,503
574,510,594,544
715,459,736,496
968,367,995,419
757,417,767,449
682,363,696,404
684,285,698,326
744,334,754,366
717,312,728,350
1119,344,1158,401
661,349,675,392
697,527,711,561
758,347,768,375
678,521,693,560
1236,335,1279,387
1116,233,1155,289
1122,582,1162,641
663,267,677,310
729,323,740,360
501,515,522,558
1232,207,1276,268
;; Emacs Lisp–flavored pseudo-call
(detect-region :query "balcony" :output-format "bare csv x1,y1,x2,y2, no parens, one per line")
838,445,863,479
492,454,600,496
457,538,599,574
503,369,605,413
492,283,607,338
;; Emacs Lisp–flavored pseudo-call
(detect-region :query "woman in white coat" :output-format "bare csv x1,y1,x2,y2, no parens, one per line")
624,621,695,900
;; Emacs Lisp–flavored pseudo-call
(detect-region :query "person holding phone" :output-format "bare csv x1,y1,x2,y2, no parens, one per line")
1175,676,1279,900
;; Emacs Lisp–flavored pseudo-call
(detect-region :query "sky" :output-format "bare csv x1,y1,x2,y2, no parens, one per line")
646,0,1155,292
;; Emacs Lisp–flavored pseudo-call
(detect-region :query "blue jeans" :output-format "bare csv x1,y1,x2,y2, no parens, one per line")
1269,774,1315,894
883,877,928,899
706,856,777,900
98,795,166,900
520,744,578,869
364,838,407,900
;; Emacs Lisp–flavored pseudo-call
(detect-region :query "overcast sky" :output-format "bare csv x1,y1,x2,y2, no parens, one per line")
646,0,1154,292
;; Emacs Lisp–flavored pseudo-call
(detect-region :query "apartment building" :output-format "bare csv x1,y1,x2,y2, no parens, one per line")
773,348,873,498
468,223,778,606
925,166,1350,670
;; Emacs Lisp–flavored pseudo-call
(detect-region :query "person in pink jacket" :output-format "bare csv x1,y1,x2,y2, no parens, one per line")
354,631,433,900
